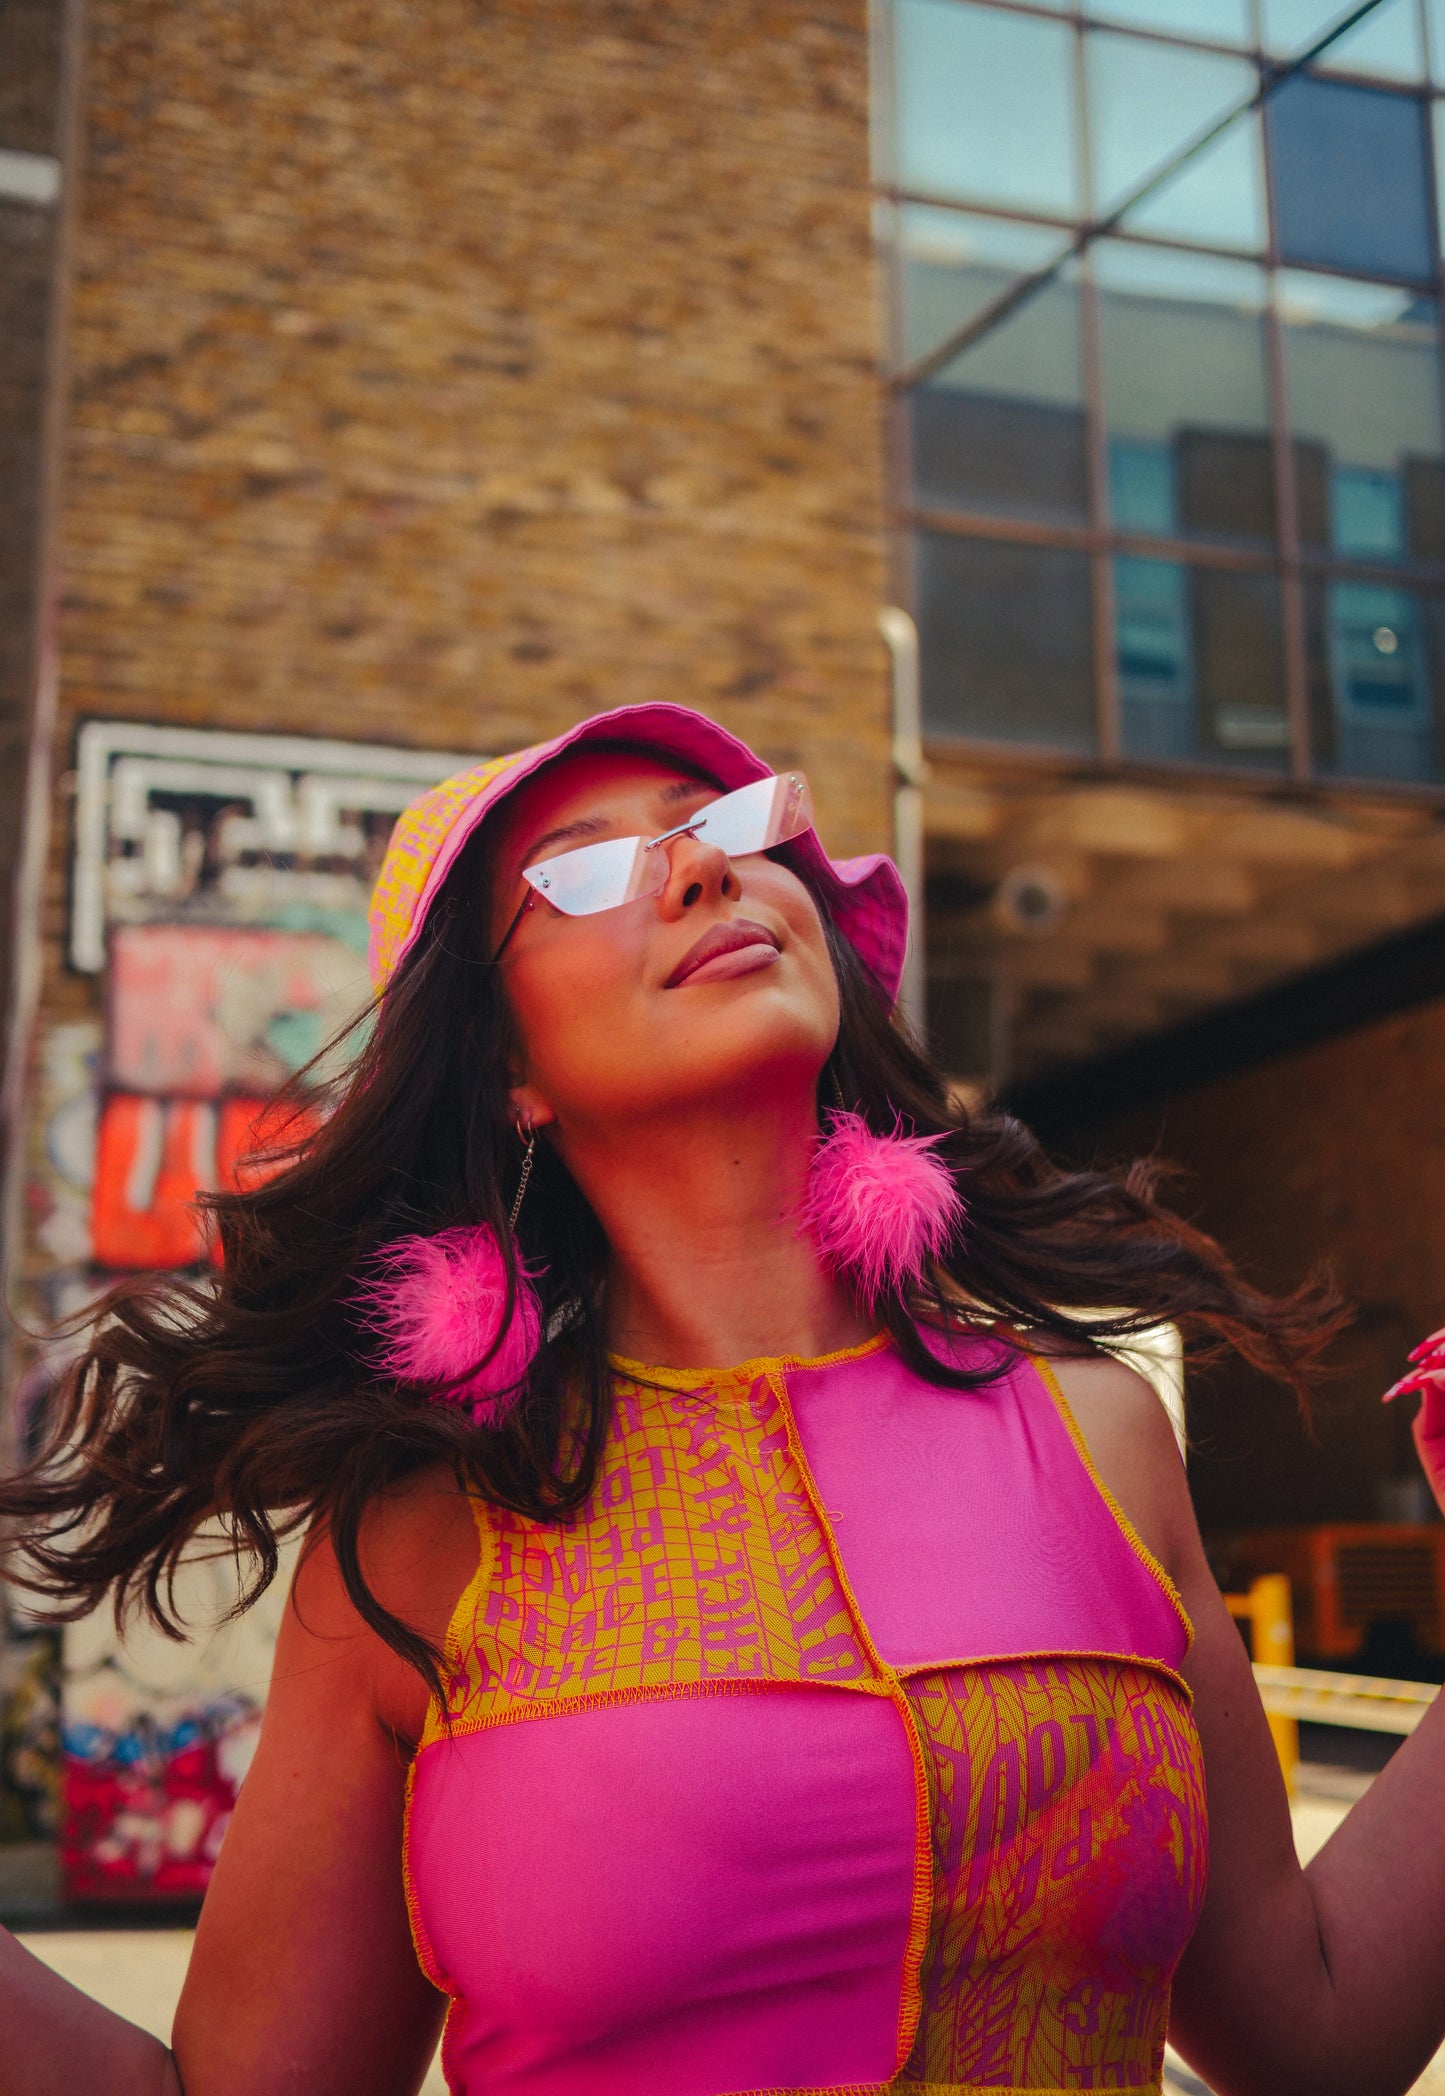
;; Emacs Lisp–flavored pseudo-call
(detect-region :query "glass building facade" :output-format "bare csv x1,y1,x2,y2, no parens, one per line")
876,0,1445,787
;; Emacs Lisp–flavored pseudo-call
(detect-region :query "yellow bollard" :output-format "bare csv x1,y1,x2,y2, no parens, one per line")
1224,1574,1299,1794
1250,1574,1299,1795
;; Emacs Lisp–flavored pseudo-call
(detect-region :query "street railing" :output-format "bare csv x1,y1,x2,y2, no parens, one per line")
1252,1664,1438,1735
1224,1571,1442,1788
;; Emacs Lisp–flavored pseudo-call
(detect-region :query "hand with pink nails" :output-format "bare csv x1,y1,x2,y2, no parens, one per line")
1384,1326,1445,1516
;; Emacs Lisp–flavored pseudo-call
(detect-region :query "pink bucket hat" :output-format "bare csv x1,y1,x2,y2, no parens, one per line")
368,702,909,1002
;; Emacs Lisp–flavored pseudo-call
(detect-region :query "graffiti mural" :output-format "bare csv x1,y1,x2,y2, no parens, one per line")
8,721,473,1898
92,924,350,1270
59,1535,299,1903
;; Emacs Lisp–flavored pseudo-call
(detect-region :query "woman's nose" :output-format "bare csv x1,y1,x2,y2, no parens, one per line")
655,830,740,917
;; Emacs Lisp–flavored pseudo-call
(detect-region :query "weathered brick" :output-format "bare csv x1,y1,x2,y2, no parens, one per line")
49,0,890,859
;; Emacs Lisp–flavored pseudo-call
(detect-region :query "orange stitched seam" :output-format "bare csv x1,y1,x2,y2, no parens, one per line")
888,1648,1196,1706
726,2082,1161,2095
1029,1353,1196,1653
607,1329,892,1390
410,1670,894,1759
765,1366,934,2079
418,1485,497,1751
400,1756,462,2094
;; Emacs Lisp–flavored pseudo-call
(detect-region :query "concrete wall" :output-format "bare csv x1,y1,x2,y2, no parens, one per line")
1080,999,1445,1534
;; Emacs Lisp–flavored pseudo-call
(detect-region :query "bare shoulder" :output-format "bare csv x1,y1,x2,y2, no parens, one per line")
284,1458,481,1749
1041,1345,1200,1589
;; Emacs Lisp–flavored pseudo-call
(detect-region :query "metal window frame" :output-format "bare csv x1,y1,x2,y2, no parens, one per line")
877,0,1445,799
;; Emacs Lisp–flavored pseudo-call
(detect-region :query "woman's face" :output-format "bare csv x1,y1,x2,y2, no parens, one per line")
488,750,841,1134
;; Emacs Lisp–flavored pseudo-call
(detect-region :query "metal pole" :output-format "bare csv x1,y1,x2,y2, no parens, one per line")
879,606,927,1036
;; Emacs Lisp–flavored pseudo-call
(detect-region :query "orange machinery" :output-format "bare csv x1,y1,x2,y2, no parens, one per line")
1209,1524,1445,1665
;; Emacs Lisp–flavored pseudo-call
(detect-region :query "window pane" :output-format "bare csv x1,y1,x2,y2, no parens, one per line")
893,205,1074,367
1115,558,1291,766
1307,580,1444,781
891,0,1080,216
917,535,1097,752
1087,33,1263,250
1262,0,1424,81
1267,77,1433,281
900,210,1086,524
1087,0,1251,44
1430,0,1445,85
1096,244,1274,545
1278,274,1445,559
1120,116,1267,252
1116,556,1195,758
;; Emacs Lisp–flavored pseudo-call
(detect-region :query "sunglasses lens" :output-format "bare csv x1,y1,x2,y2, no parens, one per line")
523,835,662,916
519,772,815,921
692,773,815,856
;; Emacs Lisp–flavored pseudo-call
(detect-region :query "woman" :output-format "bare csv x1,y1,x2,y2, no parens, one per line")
3,700,1444,2096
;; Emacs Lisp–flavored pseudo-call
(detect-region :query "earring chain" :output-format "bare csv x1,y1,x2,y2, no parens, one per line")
509,1127,537,1234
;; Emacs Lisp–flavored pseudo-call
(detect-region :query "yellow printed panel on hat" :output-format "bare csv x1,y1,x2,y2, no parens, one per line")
368,748,533,990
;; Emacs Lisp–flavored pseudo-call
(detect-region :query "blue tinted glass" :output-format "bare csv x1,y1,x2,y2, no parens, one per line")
1268,77,1432,280
891,0,1079,216
1115,557,1195,759
1096,244,1273,544
1088,34,1264,249
1332,468,1406,557
899,209,1087,524
1088,0,1250,42
1263,0,1424,81
1278,273,1444,557
1116,559,1290,766
1109,442,1177,533
1430,0,1445,84
1309,581,1442,781
916,534,1097,752
1121,117,1267,252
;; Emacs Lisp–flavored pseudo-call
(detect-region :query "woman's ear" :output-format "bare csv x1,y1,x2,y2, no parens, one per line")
508,1080,556,1131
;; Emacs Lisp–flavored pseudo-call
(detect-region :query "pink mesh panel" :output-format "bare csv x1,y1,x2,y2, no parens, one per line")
408,1685,916,2095
785,1337,1189,1673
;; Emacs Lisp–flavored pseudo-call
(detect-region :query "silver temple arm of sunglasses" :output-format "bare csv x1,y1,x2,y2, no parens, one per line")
490,815,710,963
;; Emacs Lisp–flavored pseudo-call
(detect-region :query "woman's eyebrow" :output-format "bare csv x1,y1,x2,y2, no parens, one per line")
658,777,715,806
518,814,610,867
519,780,717,869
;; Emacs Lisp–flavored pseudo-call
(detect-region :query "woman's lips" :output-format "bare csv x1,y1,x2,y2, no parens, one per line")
665,919,781,988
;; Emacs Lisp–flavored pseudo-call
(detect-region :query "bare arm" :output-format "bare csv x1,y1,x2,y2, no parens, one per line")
1,1466,475,2096
0,1932,181,2095
172,1470,478,2096
1053,1351,1445,2096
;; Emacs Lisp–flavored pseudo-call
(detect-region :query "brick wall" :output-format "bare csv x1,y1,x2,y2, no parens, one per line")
0,0,66,1095
49,0,889,993
1082,1001,1445,1533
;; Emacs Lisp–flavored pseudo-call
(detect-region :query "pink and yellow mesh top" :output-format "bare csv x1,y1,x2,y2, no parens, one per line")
404,1331,1207,2096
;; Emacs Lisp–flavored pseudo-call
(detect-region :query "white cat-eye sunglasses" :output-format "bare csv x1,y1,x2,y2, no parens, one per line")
491,771,815,962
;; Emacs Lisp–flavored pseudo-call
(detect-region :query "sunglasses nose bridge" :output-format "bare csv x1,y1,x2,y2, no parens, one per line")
650,822,741,917
644,814,707,853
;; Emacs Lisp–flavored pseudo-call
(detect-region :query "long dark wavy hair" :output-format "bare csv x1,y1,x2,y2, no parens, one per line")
0,790,1345,1697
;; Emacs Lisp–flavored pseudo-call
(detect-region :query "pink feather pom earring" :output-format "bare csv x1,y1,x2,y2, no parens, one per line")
802,1078,965,1309
357,1124,544,1424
